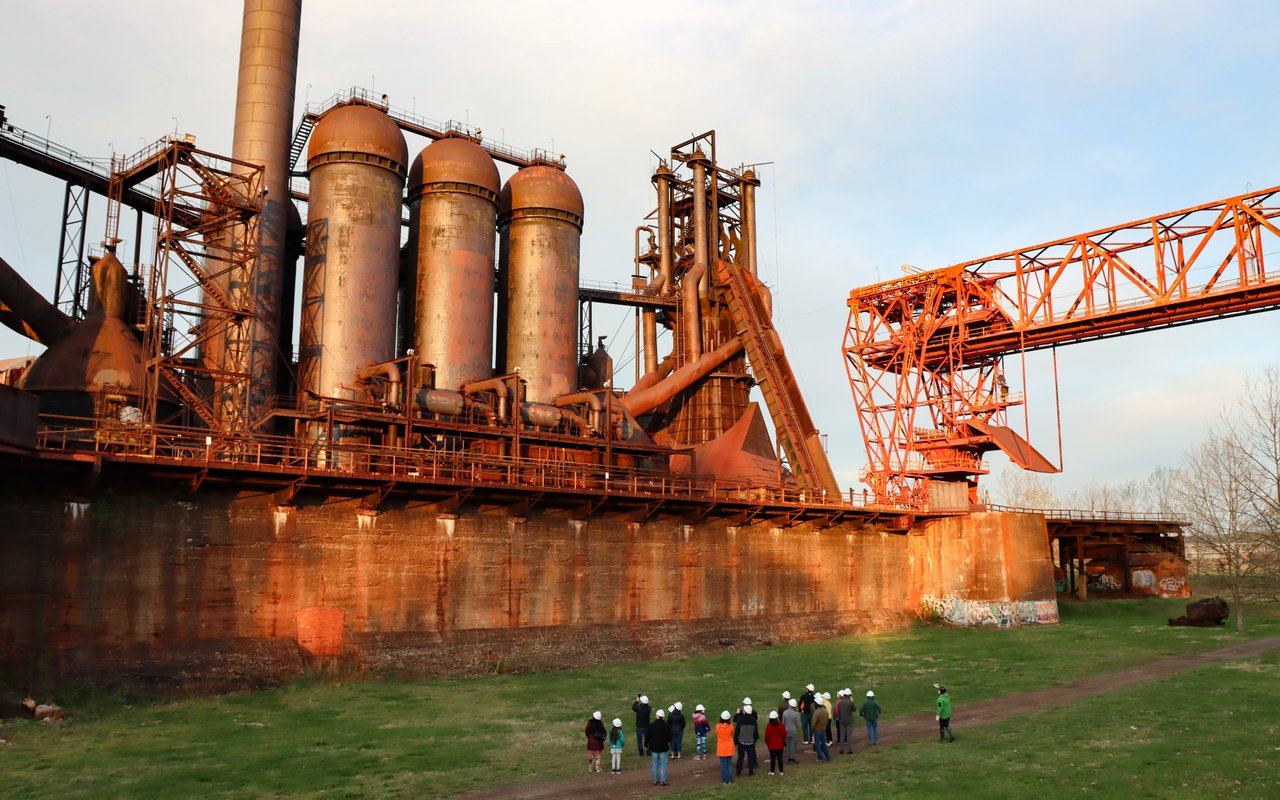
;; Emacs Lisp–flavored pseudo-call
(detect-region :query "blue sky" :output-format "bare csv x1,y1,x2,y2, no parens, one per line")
2,0,1277,499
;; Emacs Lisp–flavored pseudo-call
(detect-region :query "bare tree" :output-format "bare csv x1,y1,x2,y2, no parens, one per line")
994,467,1059,509
1065,478,1145,513
1173,366,1280,631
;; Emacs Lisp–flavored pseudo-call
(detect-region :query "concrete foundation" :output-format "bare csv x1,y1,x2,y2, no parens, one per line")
0,483,1058,685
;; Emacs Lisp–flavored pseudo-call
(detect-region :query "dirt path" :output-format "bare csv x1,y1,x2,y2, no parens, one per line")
457,636,1280,800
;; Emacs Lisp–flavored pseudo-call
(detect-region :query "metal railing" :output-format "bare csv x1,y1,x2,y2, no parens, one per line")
987,503,1188,525
34,416,877,512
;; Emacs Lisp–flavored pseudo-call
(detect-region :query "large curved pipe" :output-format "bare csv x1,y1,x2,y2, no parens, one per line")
0,255,73,345
631,354,676,394
555,390,604,432
461,376,510,421
681,262,705,362
355,360,402,407
619,337,743,417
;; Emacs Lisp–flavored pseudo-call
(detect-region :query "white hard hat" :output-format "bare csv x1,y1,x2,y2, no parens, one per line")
814,695,824,706
823,692,831,699
788,698,797,708
613,717,622,727
721,710,731,720
675,701,682,711
742,697,752,705
866,691,875,697
782,690,791,699
640,695,649,703
769,710,779,719
593,710,602,720
844,688,852,696
743,704,753,713
656,708,666,718
695,704,705,712
806,683,815,692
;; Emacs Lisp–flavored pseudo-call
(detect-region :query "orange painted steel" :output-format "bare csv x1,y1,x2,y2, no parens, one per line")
845,185,1280,508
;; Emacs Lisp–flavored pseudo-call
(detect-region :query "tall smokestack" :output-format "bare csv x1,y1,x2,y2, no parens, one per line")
229,0,301,423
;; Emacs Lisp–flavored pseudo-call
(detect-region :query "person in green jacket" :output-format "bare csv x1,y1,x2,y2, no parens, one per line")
859,690,882,746
934,684,954,742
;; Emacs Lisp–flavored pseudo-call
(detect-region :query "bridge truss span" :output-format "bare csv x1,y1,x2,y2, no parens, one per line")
844,185,1280,508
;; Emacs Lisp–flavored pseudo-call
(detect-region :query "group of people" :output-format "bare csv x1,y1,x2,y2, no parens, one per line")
584,682,959,786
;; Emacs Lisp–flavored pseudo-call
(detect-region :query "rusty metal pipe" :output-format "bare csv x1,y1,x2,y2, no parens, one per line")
229,0,302,419
619,337,742,417
555,390,603,432
558,406,592,435
681,262,705,361
355,361,402,407
691,153,710,300
742,169,759,277
0,254,73,345
461,376,509,421
655,164,674,291
632,354,676,394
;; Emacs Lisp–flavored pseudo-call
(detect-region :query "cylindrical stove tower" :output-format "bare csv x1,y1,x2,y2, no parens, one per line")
227,0,301,422
497,166,583,405
408,137,500,390
299,104,407,404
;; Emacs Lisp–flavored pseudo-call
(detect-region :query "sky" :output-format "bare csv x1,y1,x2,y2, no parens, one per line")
2,0,1278,500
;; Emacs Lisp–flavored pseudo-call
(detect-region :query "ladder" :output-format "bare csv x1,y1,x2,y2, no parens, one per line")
717,259,841,494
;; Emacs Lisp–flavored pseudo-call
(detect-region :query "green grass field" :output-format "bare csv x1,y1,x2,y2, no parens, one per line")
3,595,1277,799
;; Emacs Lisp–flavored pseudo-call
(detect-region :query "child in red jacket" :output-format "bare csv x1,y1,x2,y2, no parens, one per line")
764,709,788,775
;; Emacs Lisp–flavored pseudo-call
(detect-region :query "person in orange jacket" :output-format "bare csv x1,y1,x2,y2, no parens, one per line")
715,710,736,784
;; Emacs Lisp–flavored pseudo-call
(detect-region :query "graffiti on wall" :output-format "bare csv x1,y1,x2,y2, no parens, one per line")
1159,576,1186,595
1088,572,1123,592
1132,569,1155,589
920,595,1060,627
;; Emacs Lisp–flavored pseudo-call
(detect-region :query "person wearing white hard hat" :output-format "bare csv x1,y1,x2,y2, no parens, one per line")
608,717,626,774
632,694,651,756
764,709,787,775
799,684,816,744
733,702,760,777
860,690,882,746
692,704,711,759
821,692,834,747
716,711,735,784
836,689,856,754
647,708,672,785
782,697,801,763
585,710,607,773
811,693,832,761
669,701,686,759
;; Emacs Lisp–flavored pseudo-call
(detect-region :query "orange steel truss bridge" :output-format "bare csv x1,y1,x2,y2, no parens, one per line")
844,185,1280,508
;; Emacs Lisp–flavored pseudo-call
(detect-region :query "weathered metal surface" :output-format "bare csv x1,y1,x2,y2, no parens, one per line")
227,0,302,420
0,253,73,345
0,384,37,449
497,166,583,404
0,480,1056,682
300,105,407,405
408,137,500,389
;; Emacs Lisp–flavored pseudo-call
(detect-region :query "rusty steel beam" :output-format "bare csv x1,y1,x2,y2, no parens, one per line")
845,184,1280,507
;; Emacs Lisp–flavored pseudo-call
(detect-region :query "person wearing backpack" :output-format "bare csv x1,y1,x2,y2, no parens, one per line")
585,710,607,773
608,717,626,774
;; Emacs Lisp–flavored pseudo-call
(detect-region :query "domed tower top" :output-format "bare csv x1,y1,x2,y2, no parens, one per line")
307,104,408,176
498,165,583,229
408,136,501,201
